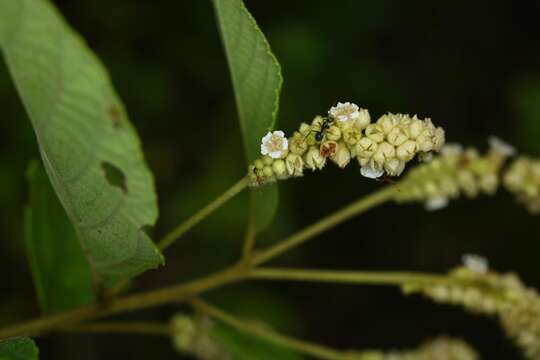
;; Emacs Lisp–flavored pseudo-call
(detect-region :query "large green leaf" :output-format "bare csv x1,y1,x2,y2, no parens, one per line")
24,161,94,313
210,323,304,360
0,338,39,360
0,0,163,284
211,0,283,232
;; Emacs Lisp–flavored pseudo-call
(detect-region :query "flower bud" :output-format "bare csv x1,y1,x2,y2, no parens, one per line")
304,146,326,170
272,159,287,179
254,159,264,169
384,158,405,177
356,137,378,158
285,153,304,177
331,142,351,168
408,118,425,139
364,124,385,143
299,122,311,136
396,140,417,161
342,126,361,146
355,108,371,130
372,142,396,165
320,140,338,158
326,125,341,141
387,127,408,146
289,132,308,155
262,166,274,178
262,155,274,165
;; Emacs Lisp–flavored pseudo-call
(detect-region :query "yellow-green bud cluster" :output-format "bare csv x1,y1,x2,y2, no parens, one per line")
170,314,231,360
504,156,540,214
395,139,511,211
346,337,478,360
402,263,540,359
248,103,446,186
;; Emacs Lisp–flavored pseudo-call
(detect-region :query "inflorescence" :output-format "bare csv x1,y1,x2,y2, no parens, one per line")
248,102,446,186
402,256,540,359
503,156,540,214
395,137,515,211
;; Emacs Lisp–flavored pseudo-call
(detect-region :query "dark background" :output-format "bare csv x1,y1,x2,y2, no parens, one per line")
1,0,540,359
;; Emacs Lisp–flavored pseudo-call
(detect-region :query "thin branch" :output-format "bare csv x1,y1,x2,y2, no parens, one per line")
0,262,248,340
190,298,353,360
158,176,249,252
60,322,171,336
252,186,398,265
242,216,257,258
250,268,451,287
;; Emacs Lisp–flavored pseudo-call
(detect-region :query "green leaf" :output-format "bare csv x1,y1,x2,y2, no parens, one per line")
0,338,39,360
25,160,95,313
0,0,163,284
210,323,304,360
211,0,283,232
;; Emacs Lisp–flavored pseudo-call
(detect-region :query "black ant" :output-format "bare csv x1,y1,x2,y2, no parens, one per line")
306,114,335,142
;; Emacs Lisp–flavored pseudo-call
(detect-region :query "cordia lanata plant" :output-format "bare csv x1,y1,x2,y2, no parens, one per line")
0,0,539,359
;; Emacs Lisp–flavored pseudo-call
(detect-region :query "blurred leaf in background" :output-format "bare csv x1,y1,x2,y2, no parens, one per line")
212,0,283,233
25,161,94,313
0,337,39,360
0,0,163,285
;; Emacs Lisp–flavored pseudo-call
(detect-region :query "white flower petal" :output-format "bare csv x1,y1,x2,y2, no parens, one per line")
462,254,488,274
424,196,449,211
360,166,384,179
489,136,516,157
260,130,288,158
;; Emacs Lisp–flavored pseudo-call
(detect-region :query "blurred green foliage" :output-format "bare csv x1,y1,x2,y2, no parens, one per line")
1,1,540,359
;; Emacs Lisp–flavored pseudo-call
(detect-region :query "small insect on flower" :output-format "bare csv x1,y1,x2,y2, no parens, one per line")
328,101,360,123
261,130,288,159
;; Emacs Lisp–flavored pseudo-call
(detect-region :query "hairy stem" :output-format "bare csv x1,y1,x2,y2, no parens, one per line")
60,322,171,336
158,177,249,252
0,262,247,340
253,186,398,265
190,298,353,360
250,268,451,286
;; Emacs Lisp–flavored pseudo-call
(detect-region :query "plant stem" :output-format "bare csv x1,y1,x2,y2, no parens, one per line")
242,217,257,258
157,177,249,252
0,185,399,340
190,298,353,360
250,268,450,286
107,177,249,296
252,186,398,265
59,322,171,336
0,262,248,340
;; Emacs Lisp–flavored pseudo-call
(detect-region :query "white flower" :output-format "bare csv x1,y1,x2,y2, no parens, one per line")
328,102,360,123
261,130,288,159
424,196,449,211
360,164,384,179
462,254,488,274
489,136,516,157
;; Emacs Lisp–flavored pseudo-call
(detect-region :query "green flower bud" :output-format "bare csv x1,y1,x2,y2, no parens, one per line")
272,159,287,179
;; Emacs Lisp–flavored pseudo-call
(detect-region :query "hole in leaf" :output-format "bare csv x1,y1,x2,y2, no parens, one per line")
101,162,127,194
141,225,153,237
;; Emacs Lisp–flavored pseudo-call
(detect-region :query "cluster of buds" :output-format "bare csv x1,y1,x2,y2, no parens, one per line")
170,314,231,360
402,256,540,359
248,102,446,186
503,156,540,214
394,137,514,211
352,337,478,360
